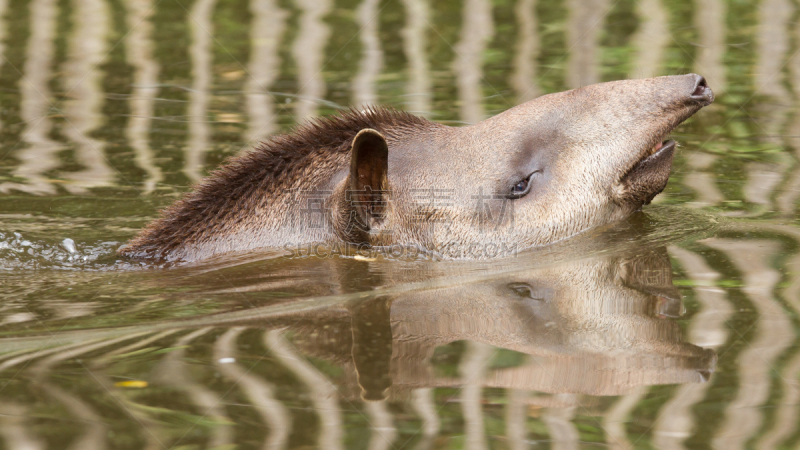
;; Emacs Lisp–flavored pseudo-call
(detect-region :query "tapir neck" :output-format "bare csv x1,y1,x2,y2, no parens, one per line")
118,108,441,261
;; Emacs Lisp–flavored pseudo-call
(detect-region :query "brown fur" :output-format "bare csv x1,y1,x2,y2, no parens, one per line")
121,108,435,259
121,74,713,262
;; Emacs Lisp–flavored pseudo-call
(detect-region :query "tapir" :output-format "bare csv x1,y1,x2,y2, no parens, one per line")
119,74,714,261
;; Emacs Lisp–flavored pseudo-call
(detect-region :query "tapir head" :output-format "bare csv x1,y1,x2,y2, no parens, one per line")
351,74,713,256
119,74,714,262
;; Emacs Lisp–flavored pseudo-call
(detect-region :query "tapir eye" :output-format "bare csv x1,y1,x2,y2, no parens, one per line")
507,282,547,301
508,173,535,199
508,282,533,297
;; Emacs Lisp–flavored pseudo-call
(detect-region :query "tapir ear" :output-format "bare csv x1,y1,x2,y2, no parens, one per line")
349,128,389,226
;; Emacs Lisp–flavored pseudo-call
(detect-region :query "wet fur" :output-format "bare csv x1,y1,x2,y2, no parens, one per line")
121,75,713,262
120,108,433,260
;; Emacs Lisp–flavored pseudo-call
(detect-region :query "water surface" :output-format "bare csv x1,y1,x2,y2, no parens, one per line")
1,0,800,448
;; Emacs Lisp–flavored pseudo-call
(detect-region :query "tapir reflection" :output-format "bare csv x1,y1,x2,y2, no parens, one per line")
283,246,715,401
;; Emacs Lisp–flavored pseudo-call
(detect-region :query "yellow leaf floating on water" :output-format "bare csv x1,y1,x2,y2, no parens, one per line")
114,380,148,388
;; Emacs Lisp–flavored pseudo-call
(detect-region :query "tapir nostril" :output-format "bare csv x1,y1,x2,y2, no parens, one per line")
689,74,714,104
691,77,707,96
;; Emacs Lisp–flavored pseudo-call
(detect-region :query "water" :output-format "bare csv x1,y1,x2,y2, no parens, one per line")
0,0,799,448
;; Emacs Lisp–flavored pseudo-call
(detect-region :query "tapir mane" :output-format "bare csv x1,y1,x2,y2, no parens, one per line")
121,107,434,260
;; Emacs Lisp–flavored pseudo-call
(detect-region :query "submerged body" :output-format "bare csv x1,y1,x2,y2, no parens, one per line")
120,74,714,262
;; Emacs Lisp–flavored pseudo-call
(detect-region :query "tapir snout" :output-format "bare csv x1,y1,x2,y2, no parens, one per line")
119,75,714,261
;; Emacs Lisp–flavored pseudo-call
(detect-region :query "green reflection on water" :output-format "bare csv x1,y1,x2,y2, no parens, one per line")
0,0,799,448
